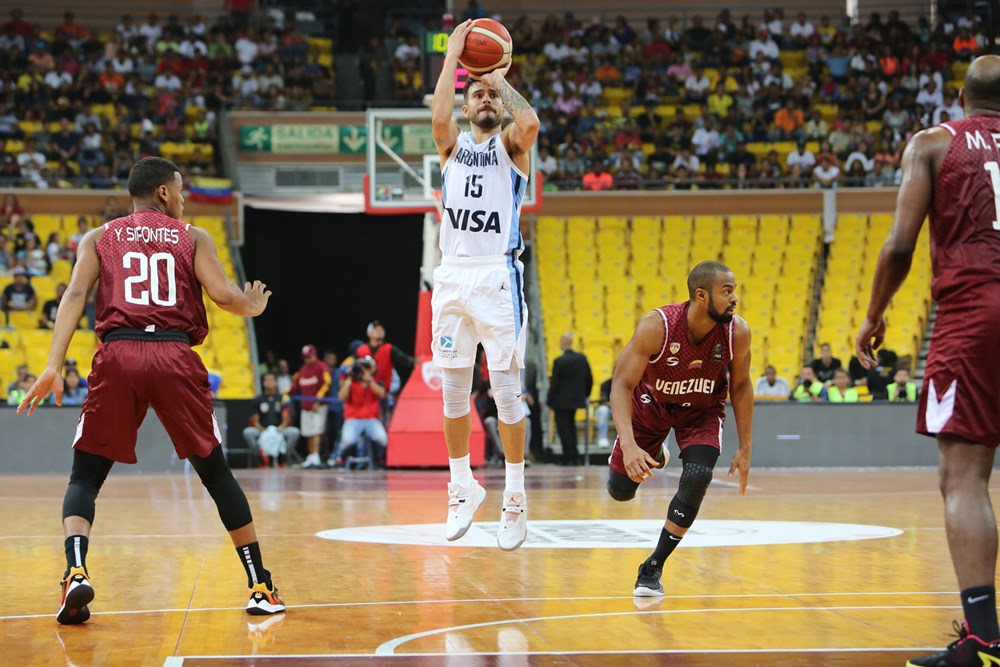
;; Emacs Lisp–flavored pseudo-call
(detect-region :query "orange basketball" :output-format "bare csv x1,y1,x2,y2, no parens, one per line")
459,18,512,75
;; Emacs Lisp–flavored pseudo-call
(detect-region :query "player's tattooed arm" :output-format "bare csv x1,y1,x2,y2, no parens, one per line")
481,67,539,158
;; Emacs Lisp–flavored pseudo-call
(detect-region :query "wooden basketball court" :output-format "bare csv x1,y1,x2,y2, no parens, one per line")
1,464,984,666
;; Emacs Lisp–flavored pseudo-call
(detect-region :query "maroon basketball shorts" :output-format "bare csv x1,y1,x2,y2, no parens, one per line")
608,394,725,475
73,340,222,463
917,286,1000,446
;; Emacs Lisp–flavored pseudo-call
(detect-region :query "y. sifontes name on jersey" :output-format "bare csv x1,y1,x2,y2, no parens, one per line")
113,226,180,244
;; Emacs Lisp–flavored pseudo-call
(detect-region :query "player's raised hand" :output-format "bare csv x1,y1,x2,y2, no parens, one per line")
478,61,511,86
728,447,752,496
622,443,659,484
244,280,272,317
446,20,474,60
856,316,886,369
17,367,62,416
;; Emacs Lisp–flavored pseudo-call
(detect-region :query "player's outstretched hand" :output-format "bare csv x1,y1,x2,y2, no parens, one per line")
17,367,62,416
446,20,474,60
856,316,886,370
728,447,751,496
623,444,659,484
244,280,272,317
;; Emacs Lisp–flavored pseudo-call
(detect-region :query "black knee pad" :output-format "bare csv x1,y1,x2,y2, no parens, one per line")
608,467,640,502
667,445,719,528
677,461,715,508
63,450,115,524
188,447,253,531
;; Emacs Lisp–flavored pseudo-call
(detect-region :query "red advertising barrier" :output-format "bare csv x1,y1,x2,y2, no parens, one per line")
386,290,485,467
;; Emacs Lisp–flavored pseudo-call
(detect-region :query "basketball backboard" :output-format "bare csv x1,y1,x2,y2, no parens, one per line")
363,108,541,216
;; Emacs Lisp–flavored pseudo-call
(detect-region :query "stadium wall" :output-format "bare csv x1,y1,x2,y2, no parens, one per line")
3,402,936,473
0,404,229,474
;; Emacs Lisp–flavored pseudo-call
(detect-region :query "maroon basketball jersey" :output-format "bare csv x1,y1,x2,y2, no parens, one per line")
638,302,732,410
931,117,1000,301
95,210,209,345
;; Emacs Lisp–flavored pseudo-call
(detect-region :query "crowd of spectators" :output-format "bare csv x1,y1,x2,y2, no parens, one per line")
755,342,921,402
0,7,335,189
409,6,988,189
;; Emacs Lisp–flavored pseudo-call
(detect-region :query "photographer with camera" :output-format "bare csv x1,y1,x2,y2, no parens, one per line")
331,355,388,468
790,365,828,402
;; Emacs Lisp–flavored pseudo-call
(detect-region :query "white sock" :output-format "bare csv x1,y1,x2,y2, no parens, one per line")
504,460,525,494
307,452,319,463
449,454,474,487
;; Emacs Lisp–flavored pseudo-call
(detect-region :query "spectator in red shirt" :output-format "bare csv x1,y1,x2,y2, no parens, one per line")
331,356,388,468
582,161,613,191
288,344,331,469
355,320,414,423
56,12,87,42
3,8,32,37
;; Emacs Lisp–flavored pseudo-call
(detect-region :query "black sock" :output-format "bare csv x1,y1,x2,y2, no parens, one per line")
650,527,684,564
237,542,271,588
64,535,89,578
962,585,1000,641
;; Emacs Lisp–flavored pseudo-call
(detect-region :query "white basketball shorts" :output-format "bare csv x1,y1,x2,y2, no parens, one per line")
431,255,528,372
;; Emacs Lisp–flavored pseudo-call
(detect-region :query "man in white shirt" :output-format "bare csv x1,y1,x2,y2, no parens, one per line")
154,72,183,92
765,9,785,45
691,122,719,158
812,155,840,188
684,67,711,102
749,29,780,61
394,36,421,66
755,366,789,397
789,12,815,48
543,40,571,63
138,14,162,50
786,140,816,173
17,138,47,183
235,33,260,65
116,14,139,42
932,91,965,125
916,80,944,109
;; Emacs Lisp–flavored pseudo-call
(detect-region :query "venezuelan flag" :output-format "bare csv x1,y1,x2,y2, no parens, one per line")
189,177,234,204
688,359,703,369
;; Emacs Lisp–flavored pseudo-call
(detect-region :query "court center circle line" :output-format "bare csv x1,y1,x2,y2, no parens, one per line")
374,604,956,655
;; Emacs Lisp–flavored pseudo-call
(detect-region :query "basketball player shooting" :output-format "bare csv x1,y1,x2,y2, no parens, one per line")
607,261,754,597
858,55,1000,667
429,19,539,550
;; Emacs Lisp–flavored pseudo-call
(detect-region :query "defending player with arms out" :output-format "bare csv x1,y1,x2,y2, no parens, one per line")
430,20,540,550
857,56,1000,667
18,157,286,624
608,261,753,596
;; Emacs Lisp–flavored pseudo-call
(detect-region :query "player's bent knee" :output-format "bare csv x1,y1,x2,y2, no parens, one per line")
608,468,639,502
189,446,253,531
677,461,714,508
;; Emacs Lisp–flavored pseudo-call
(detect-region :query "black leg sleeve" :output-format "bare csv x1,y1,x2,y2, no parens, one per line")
62,450,115,524
188,447,254,532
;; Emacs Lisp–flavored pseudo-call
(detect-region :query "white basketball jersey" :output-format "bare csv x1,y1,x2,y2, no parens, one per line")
439,131,528,258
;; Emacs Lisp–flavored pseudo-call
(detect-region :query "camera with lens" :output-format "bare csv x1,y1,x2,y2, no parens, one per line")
350,356,375,380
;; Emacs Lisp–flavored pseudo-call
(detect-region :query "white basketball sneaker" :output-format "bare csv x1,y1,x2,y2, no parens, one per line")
445,481,486,541
497,492,527,551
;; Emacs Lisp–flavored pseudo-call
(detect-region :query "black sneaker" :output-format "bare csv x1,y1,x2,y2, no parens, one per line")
633,557,664,597
907,620,1000,666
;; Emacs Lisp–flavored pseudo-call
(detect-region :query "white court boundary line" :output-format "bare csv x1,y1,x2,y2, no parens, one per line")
164,647,935,665
0,591,961,622
373,605,953,654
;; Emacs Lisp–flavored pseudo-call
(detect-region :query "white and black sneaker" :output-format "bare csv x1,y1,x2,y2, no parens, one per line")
633,557,664,597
